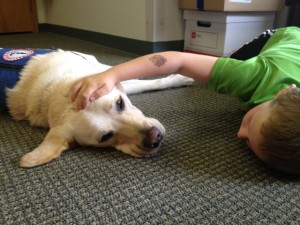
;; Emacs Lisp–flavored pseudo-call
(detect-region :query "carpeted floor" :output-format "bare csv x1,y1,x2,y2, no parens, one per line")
0,32,299,225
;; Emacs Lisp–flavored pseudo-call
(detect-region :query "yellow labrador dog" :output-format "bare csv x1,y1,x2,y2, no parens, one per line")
5,49,193,168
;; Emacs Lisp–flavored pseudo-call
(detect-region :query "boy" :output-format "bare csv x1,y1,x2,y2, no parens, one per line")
70,26,299,175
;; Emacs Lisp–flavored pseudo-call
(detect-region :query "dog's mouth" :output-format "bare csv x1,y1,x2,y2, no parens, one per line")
115,126,164,158
120,144,161,158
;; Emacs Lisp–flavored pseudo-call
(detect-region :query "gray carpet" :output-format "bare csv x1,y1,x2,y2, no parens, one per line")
0,32,299,225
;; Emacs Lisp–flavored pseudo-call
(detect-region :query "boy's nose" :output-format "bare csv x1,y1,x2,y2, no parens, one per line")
237,126,248,140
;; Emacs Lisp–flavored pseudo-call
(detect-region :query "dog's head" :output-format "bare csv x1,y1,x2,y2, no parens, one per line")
71,84,165,157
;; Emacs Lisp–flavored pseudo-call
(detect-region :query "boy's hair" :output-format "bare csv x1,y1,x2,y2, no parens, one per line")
260,88,300,175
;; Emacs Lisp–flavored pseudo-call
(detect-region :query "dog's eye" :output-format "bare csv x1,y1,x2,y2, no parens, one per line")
98,131,114,143
116,96,125,111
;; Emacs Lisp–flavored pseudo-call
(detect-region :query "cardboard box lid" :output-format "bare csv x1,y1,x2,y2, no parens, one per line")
179,0,285,11
183,10,275,23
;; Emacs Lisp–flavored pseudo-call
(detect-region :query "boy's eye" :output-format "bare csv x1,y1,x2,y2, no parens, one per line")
116,96,125,111
245,139,252,149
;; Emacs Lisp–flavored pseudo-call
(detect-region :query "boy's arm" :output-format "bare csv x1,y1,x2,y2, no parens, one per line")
71,51,218,110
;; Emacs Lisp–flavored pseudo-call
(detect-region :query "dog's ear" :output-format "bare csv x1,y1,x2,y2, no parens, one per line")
116,83,126,93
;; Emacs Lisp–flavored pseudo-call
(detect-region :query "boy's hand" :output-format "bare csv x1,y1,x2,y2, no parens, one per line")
70,73,116,110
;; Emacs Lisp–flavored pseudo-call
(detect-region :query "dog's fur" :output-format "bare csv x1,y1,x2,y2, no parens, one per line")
6,50,193,168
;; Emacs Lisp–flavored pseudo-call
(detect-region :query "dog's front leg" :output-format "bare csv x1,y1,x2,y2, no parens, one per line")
19,126,74,168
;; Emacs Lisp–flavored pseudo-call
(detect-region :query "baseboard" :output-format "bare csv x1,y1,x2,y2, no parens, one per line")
39,23,184,55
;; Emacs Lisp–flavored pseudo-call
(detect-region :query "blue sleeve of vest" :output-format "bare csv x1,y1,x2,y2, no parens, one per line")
0,69,20,111
0,48,54,111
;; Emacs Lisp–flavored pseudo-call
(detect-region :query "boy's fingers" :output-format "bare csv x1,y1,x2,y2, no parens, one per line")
78,97,88,111
76,83,103,110
70,81,82,102
90,85,110,101
76,89,93,110
76,93,90,111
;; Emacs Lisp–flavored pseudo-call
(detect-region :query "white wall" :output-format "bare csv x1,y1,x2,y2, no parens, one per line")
36,0,286,43
274,6,289,28
36,0,185,42
36,0,47,23
147,0,184,42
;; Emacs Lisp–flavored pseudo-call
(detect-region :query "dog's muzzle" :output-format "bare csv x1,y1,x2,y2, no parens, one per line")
143,126,164,149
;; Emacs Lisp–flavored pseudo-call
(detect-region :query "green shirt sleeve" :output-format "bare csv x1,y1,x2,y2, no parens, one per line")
209,56,272,109
208,27,300,110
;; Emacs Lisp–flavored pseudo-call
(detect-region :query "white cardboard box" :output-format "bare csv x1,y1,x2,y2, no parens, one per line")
184,10,275,56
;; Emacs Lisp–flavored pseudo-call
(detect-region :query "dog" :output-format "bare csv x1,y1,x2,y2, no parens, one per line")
3,49,194,168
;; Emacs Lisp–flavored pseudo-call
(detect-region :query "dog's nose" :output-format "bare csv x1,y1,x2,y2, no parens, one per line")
143,126,163,149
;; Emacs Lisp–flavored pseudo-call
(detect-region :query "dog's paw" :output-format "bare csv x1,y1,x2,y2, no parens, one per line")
19,153,42,168
19,150,59,168
165,74,194,87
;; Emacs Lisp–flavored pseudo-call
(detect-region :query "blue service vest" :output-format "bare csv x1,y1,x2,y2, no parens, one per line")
0,48,53,111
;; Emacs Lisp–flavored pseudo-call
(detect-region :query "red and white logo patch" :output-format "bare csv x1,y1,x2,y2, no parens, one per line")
2,49,35,62
191,31,196,39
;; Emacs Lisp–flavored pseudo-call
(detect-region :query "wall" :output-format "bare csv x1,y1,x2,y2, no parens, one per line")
36,0,46,23
274,6,290,28
36,0,184,42
35,0,287,54
148,0,184,42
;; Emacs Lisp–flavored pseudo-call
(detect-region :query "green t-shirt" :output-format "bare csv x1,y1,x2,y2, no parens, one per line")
209,26,300,110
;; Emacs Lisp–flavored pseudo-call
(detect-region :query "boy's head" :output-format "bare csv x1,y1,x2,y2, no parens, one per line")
238,85,300,175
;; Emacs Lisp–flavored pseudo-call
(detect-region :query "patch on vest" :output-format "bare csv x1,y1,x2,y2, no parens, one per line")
2,49,35,62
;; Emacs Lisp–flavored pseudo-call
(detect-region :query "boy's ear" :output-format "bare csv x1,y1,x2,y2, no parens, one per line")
276,84,297,98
